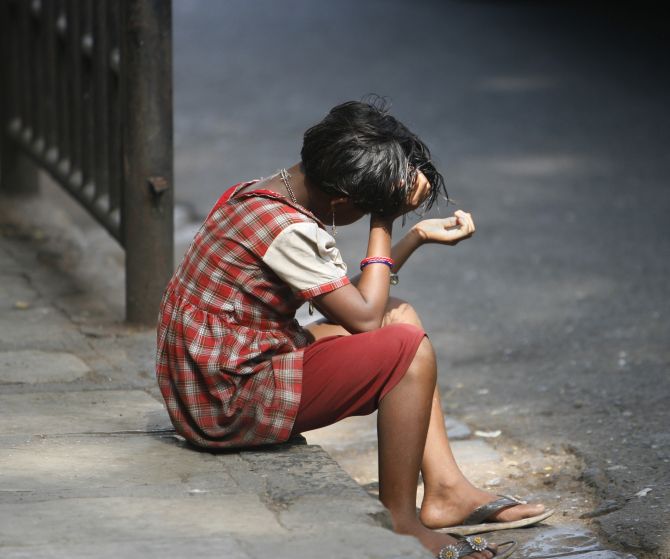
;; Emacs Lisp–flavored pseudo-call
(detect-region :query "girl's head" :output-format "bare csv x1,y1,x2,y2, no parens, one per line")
301,98,447,217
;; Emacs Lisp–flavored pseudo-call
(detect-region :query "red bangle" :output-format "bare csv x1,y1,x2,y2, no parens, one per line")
360,256,394,271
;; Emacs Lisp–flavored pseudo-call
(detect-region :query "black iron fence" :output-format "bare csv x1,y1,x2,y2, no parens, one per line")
0,0,174,325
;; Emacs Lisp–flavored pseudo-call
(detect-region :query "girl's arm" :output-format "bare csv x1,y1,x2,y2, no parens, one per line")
348,209,476,283
311,215,395,333
310,170,475,333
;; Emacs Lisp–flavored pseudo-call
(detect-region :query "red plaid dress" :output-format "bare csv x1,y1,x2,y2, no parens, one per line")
156,182,350,448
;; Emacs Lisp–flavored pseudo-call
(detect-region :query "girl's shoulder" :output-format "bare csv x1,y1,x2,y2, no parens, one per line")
227,188,324,231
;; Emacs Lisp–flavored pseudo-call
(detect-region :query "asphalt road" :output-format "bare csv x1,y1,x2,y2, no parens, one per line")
172,2,669,557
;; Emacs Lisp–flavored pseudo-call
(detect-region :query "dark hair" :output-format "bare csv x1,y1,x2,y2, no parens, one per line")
301,98,447,217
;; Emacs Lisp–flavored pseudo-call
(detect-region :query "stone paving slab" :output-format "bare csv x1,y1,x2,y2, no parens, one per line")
0,434,240,499
0,390,172,435
242,445,373,505
0,494,284,547
0,242,24,274
0,538,250,559
243,528,429,559
0,306,88,353
0,276,38,307
0,434,430,558
0,350,90,384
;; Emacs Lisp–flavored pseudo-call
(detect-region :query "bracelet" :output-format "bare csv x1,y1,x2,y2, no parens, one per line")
360,256,394,270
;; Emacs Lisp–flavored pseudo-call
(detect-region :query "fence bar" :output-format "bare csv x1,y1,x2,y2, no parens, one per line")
92,0,110,208
122,0,174,324
43,0,58,164
80,0,95,199
55,0,71,175
30,0,45,155
1,0,173,324
18,1,32,142
107,1,122,214
67,0,83,188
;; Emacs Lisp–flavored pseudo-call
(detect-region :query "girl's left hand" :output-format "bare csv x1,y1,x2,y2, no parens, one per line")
413,210,476,245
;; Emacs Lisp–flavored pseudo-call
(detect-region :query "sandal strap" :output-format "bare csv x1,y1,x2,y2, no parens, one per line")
462,495,526,525
438,536,488,559
438,537,517,559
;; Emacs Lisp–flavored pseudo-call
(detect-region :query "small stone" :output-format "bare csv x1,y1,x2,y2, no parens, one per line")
485,478,501,487
474,429,501,438
13,300,31,310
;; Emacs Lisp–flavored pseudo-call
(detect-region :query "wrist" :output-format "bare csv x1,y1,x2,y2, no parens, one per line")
408,224,427,246
370,215,394,236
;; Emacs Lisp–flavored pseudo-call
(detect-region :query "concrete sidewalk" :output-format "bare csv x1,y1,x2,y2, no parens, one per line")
0,202,428,558
0,190,642,559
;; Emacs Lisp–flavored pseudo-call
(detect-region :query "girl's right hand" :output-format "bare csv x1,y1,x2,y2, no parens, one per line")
401,170,432,215
371,171,431,222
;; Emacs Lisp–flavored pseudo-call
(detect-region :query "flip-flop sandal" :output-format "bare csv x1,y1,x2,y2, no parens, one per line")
437,535,517,559
439,495,555,536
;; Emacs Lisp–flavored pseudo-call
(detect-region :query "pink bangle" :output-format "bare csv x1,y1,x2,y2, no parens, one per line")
360,256,394,271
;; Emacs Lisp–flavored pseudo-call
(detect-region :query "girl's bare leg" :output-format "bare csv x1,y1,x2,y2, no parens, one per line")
419,386,545,528
306,321,494,557
374,335,495,557
380,299,546,529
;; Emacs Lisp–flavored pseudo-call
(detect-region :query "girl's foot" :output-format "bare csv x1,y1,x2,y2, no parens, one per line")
420,480,546,530
396,518,497,559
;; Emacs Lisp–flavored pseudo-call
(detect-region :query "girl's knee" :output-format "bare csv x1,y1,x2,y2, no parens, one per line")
413,336,436,373
382,322,425,345
383,297,424,328
404,342,437,389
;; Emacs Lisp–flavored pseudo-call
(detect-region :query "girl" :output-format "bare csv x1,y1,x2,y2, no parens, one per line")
156,100,550,558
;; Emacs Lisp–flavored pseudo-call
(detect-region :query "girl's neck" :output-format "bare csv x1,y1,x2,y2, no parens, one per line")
278,163,333,220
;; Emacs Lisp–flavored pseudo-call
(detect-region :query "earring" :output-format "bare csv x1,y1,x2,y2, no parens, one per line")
331,208,337,237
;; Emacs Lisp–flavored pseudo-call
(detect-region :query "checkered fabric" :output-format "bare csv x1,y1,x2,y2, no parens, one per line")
156,183,350,448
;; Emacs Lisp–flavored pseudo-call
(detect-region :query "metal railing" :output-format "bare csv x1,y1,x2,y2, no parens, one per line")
0,0,174,325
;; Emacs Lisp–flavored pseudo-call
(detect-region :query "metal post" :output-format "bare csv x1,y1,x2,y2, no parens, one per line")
0,139,40,196
0,0,39,196
122,0,173,325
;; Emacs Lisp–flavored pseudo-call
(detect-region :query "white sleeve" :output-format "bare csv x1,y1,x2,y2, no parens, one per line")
262,221,350,299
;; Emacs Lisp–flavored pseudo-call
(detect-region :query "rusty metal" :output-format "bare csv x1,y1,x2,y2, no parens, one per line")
0,0,174,325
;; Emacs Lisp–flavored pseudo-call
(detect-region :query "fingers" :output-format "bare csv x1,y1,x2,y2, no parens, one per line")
409,170,431,206
454,210,475,235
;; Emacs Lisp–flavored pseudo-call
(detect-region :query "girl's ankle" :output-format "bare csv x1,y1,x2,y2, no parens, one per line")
422,476,474,500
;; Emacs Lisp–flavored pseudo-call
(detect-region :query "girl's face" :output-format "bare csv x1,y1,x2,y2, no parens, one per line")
331,198,366,226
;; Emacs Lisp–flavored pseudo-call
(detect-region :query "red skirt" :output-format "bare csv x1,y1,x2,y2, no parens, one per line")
291,323,426,434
